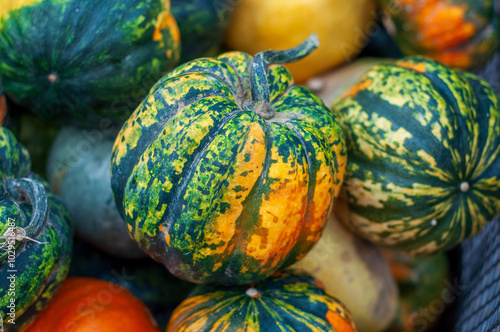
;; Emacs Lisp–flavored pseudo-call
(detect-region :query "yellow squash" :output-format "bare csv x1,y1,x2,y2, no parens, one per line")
225,0,377,82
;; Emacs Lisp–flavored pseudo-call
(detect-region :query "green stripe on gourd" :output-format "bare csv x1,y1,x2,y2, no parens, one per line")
111,35,347,285
331,56,500,255
0,0,180,127
167,270,357,332
0,127,73,330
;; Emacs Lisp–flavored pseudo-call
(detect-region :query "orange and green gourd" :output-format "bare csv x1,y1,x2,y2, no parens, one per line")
111,35,347,285
380,0,499,70
0,126,73,331
331,56,500,255
0,0,180,127
167,270,357,332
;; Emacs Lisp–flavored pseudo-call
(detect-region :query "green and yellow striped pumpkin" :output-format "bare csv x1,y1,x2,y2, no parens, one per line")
111,35,347,285
167,270,357,332
331,56,500,255
0,0,180,127
0,126,73,330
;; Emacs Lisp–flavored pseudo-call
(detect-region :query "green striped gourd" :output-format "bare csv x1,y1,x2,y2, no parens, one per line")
331,56,500,255
167,270,357,332
0,0,180,127
111,35,347,285
0,126,73,330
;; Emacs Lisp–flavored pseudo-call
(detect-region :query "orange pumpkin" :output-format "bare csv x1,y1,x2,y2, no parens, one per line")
23,277,160,332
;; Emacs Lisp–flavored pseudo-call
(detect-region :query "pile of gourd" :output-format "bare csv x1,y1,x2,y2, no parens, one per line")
0,0,499,331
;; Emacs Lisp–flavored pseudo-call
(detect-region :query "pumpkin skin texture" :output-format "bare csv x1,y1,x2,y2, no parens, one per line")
224,0,377,83
0,0,180,127
46,127,146,258
111,36,347,285
167,270,357,332
0,127,73,331
380,0,499,70
385,252,450,332
171,0,234,63
292,199,398,332
331,56,500,255
24,277,160,332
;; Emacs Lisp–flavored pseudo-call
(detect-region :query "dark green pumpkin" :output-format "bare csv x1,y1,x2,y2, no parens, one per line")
111,35,347,285
46,127,145,258
385,251,450,332
380,0,499,70
331,56,500,255
0,126,73,331
0,0,180,127
171,0,234,63
167,270,357,332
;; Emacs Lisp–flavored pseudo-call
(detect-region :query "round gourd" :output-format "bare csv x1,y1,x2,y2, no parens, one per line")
380,0,499,70
24,277,160,332
224,0,377,82
47,127,145,258
111,35,347,285
385,252,450,332
0,0,180,127
292,198,398,332
167,270,357,332
171,0,234,62
331,56,500,255
0,126,73,330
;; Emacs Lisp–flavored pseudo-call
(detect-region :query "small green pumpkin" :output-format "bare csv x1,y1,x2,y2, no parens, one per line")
46,127,145,258
380,0,499,70
0,0,180,127
167,270,357,332
171,0,234,63
111,35,347,285
0,126,73,330
331,56,500,255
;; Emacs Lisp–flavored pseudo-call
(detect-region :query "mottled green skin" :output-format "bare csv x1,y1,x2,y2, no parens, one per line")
167,270,356,332
0,0,180,127
387,252,449,332
0,127,73,331
332,56,500,255
172,0,233,63
111,51,346,285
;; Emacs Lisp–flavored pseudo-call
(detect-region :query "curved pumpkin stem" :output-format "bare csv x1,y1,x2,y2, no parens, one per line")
6,177,48,240
249,33,319,119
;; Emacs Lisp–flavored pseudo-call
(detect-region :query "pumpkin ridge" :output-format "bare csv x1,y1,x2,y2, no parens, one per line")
280,122,314,266
391,59,477,180
174,62,246,106
113,90,237,212
217,121,273,284
160,108,244,242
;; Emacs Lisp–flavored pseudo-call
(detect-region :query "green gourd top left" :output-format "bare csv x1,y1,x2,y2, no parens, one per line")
0,0,180,128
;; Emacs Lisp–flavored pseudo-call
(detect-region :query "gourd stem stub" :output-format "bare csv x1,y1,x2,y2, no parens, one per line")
249,33,319,118
6,177,49,240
